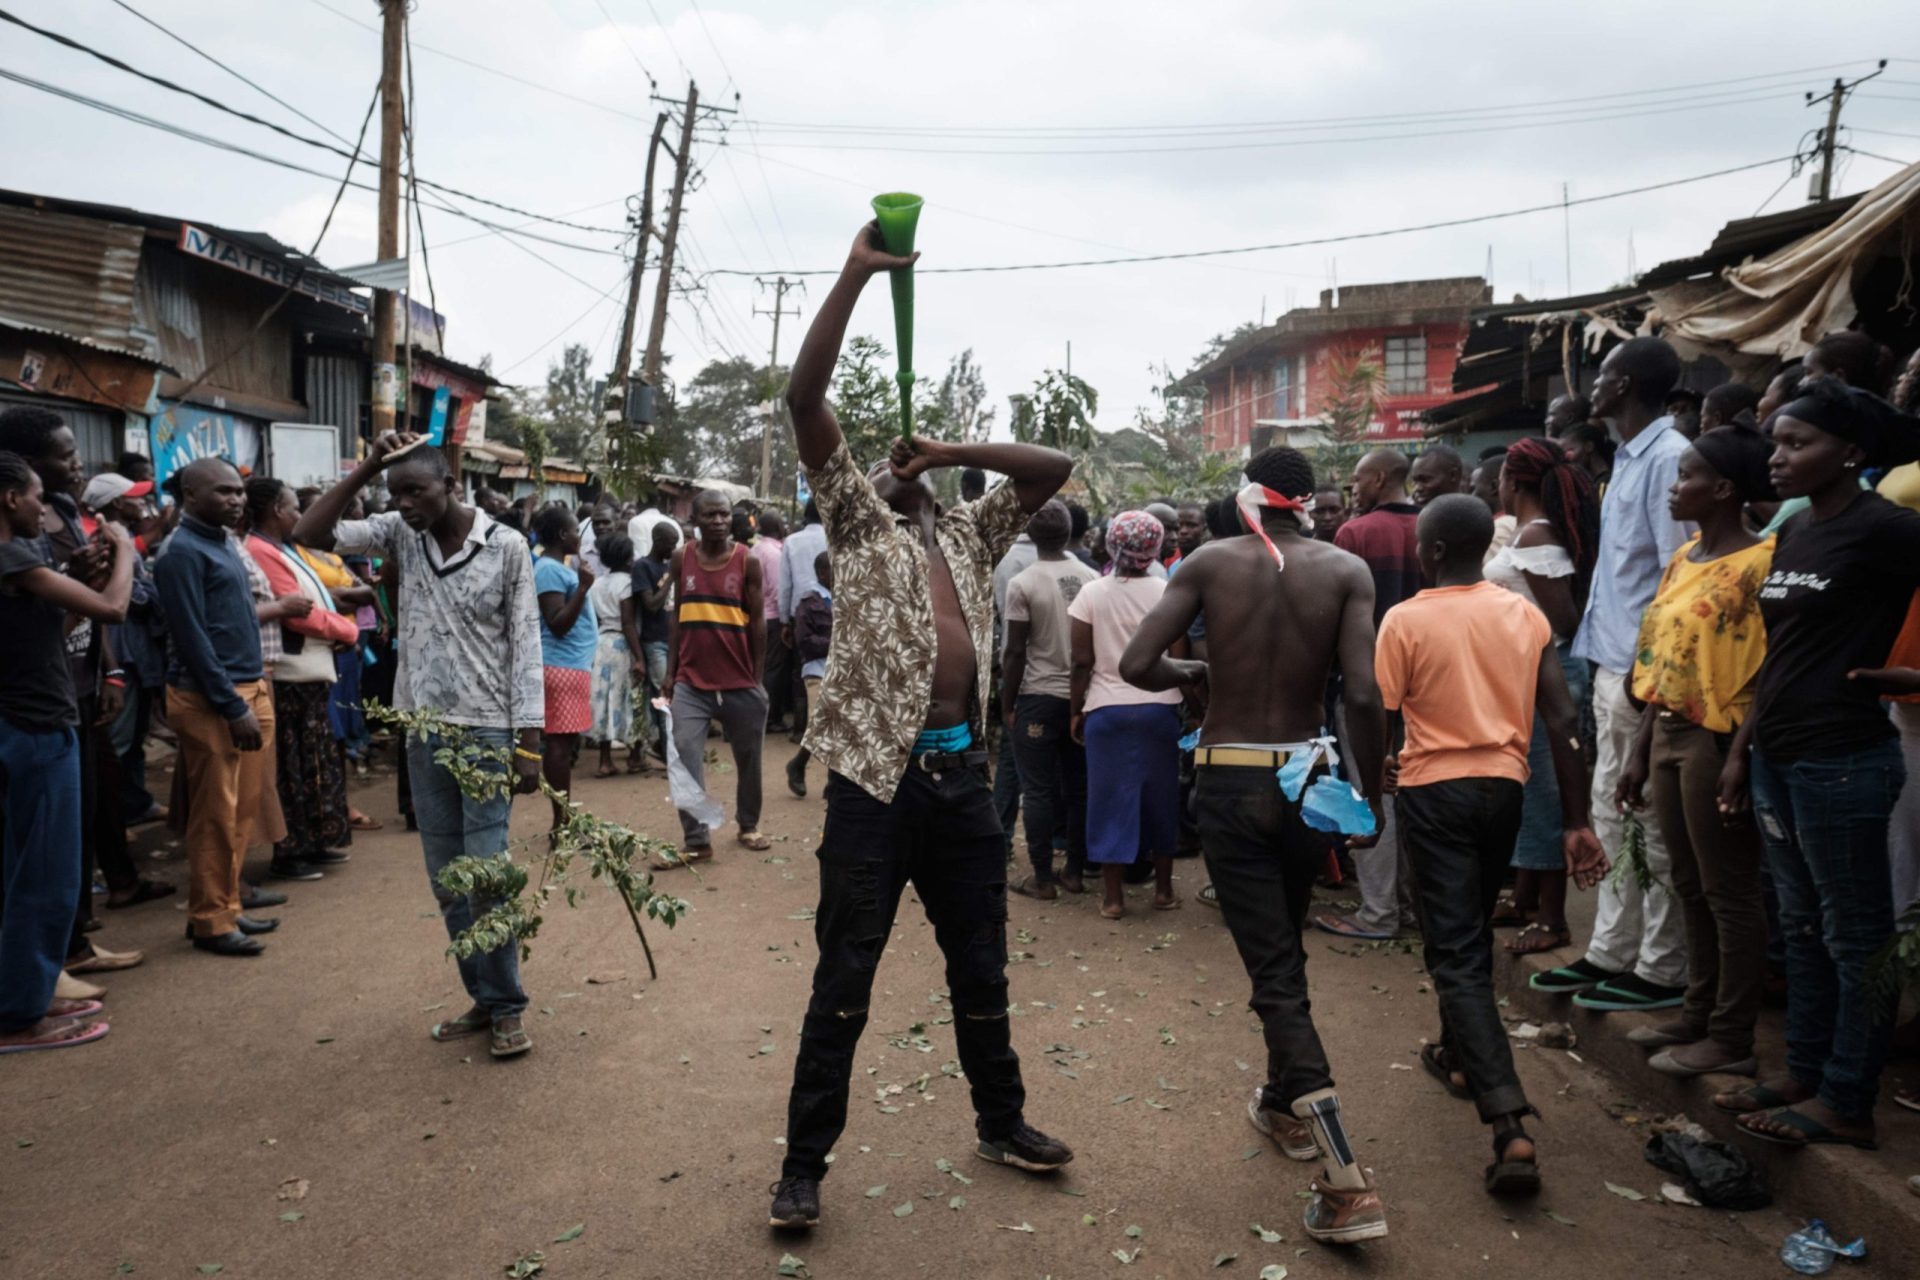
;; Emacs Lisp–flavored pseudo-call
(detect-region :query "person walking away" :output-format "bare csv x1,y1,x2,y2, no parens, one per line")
1002,501,1096,899
1375,495,1606,1195
1069,511,1182,917
0,451,130,1051
155,460,286,956
784,551,835,797
1315,447,1421,941
1532,337,1695,1013
245,477,360,886
1713,379,1920,1150
769,220,1076,1232
294,436,543,1060
1612,424,1776,1077
634,523,677,760
1120,445,1390,1245
587,532,646,776
990,523,1039,856
664,491,770,858
530,506,596,830
1484,439,1599,954
752,510,794,733
779,500,827,741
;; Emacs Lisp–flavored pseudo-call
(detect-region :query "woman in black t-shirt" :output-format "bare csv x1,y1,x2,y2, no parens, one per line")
1714,378,1920,1149
0,450,134,1054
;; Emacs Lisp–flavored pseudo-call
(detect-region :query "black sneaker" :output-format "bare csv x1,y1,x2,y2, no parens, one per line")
303,850,352,867
268,859,324,882
976,1123,1074,1172
768,1177,820,1230
786,757,807,798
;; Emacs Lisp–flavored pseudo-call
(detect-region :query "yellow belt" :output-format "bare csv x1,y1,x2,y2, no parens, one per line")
1193,746,1295,769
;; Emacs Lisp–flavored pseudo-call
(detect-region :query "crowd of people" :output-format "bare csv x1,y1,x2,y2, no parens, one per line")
4,219,1920,1251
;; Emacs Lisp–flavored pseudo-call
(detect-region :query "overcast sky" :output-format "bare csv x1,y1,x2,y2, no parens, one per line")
5,0,1917,432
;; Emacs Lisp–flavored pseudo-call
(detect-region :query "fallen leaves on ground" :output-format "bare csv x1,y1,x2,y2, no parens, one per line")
1211,1252,1237,1268
1250,1222,1284,1243
1604,1181,1645,1202
553,1223,585,1243
505,1249,545,1278
1259,1266,1289,1280
775,1254,811,1278
275,1177,309,1201
892,1202,914,1218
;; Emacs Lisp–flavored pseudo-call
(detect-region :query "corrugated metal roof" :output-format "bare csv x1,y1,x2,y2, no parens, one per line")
0,203,153,359
1638,195,1863,289
0,313,175,372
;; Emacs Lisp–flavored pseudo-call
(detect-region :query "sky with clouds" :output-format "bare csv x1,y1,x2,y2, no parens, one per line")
4,0,1917,433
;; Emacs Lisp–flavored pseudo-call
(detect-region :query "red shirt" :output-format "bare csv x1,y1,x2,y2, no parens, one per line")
675,543,757,691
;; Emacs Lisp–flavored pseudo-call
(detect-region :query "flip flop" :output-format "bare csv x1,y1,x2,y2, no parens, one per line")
0,1019,109,1054
1009,875,1057,901
594,766,618,779
490,1018,533,1059
1153,896,1183,911
1421,1043,1473,1101
348,812,384,831
1737,1106,1878,1150
47,998,105,1019
736,830,773,851
1505,922,1572,955
430,1007,490,1042
1312,913,1395,941
1711,1082,1804,1116
1197,883,1219,910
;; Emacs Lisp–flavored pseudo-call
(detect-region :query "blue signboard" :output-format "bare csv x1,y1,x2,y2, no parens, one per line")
426,385,451,445
150,402,241,492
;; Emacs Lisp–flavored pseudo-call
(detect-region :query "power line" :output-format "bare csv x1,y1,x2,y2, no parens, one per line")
1842,145,1913,166
0,9,625,236
498,276,630,377
590,0,659,91
105,0,352,145
1852,126,1920,141
701,155,1797,277
640,0,694,81
685,0,739,96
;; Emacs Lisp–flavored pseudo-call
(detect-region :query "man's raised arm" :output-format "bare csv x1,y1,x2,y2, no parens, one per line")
294,430,419,550
785,223,917,473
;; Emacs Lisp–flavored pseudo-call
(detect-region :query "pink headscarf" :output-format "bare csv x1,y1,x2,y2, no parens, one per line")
1106,510,1165,574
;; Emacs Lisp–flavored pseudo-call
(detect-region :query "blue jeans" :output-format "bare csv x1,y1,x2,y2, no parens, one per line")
0,721,82,1032
1750,742,1906,1120
642,641,670,749
406,727,528,1018
1512,642,1589,870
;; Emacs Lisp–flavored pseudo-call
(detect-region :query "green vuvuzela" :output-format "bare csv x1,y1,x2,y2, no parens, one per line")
870,192,923,439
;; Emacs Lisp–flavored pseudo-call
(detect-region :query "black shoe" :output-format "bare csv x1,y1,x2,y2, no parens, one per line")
768,1176,820,1230
268,859,323,882
786,758,807,798
976,1123,1074,1172
236,914,279,935
303,850,351,867
241,886,288,909
191,931,265,956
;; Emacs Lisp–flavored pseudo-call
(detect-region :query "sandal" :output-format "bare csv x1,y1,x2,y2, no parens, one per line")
1711,1081,1808,1116
1489,894,1529,928
348,810,384,831
736,829,772,852
1009,875,1057,901
1485,1129,1541,1196
594,765,618,779
46,998,105,1019
1421,1043,1472,1101
1505,922,1572,955
1198,883,1219,910
104,879,175,909
1737,1106,1877,1150
1153,895,1183,911
430,1006,490,1042
1100,903,1125,920
0,1018,109,1055
1896,1085,1920,1114
1311,913,1395,941
490,1015,532,1059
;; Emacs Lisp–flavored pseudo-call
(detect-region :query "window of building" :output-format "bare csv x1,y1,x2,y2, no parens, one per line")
1384,333,1426,396
1272,358,1292,418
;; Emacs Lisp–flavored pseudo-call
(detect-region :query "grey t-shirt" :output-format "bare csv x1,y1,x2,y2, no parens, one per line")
1004,555,1098,699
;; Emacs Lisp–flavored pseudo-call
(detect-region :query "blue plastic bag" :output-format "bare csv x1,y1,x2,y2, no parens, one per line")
1276,751,1316,801
1780,1220,1866,1275
1300,776,1376,837
1178,728,1201,752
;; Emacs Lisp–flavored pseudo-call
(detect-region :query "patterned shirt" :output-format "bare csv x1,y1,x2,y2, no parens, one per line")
332,508,544,730
805,443,1029,802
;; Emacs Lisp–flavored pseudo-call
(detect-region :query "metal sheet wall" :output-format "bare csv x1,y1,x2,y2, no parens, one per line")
0,388,123,471
305,353,364,440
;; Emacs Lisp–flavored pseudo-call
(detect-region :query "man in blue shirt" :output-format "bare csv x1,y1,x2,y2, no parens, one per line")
1535,337,1694,1015
154,459,288,957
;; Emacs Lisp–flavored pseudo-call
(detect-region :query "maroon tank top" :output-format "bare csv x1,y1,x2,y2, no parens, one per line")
676,542,757,690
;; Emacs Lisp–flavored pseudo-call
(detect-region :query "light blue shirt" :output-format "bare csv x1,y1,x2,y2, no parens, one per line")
779,522,828,623
534,556,597,671
1572,416,1695,673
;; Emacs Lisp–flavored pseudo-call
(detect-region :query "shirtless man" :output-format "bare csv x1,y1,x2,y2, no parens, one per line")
1121,444,1390,1246
769,220,1076,1233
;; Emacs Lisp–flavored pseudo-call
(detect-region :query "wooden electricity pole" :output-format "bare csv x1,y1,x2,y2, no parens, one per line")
1809,61,1886,203
753,276,803,498
603,110,670,431
642,83,699,385
370,0,406,436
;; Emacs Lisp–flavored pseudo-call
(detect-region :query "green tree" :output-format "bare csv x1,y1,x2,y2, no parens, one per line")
540,342,599,460
832,335,910,466
1312,344,1385,481
920,349,996,444
658,356,794,492
1008,368,1097,452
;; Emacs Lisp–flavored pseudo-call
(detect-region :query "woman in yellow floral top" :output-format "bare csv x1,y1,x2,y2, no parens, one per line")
1616,423,1775,1078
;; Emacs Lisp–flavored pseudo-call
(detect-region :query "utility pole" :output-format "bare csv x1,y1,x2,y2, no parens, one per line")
642,82,738,385
753,276,803,498
370,0,406,437
603,111,670,434
1809,61,1887,202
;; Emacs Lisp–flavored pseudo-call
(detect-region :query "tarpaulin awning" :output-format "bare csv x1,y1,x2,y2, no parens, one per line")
1654,159,1920,362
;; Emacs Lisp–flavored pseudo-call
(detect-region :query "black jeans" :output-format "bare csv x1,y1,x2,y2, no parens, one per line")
1011,694,1086,884
782,767,1027,1179
1194,765,1336,1110
1399,776,1530,1122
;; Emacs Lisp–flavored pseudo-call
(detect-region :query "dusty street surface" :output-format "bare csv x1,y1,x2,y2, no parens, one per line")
0,753,1834,1279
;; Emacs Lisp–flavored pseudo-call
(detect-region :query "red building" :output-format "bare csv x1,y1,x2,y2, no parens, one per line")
1183,277,1492,455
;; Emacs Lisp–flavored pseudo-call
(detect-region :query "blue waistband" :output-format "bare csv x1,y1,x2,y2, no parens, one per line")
912,724,973,755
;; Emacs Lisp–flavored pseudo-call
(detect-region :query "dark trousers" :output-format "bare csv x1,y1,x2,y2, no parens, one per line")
113,682,157,816
783,767,1027,1179
763,618,794,726
1010,693,1086,884
993,727,1022,853
69,694,134,953
1400,775,1530,1122
1648,715,1766,1055
1194,766,1335,1109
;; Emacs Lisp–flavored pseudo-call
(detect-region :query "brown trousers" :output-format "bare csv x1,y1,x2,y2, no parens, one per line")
1647,713,1767,1055
170,682,278,938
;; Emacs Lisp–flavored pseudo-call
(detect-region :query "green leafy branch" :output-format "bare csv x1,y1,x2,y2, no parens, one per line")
1608,810,1669,895
365,704,691,978
1867,896,1920,1017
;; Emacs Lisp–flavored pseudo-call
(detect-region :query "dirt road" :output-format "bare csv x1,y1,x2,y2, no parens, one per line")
1,756,1826,1278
